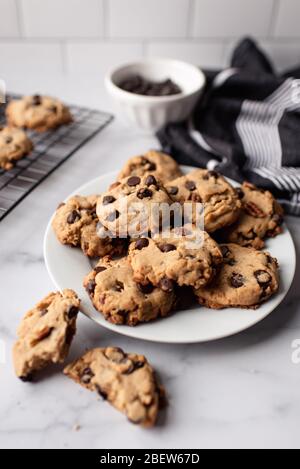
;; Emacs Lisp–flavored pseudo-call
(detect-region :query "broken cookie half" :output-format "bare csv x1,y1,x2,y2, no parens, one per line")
13,289,80,381
64,347,165,427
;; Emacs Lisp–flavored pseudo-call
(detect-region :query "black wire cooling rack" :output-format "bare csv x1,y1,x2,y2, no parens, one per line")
0,94,113,221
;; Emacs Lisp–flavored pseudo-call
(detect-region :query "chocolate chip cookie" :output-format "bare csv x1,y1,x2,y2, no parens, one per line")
13,289,80,381
166,169,241,232
194,243,279,309
6,95,72,132
222,182,284,249
128,225,223,290
0,126,33,170
64,347,165,427
84,256,176,326
97,175,174,238
117,150,182,184
52,195,126,258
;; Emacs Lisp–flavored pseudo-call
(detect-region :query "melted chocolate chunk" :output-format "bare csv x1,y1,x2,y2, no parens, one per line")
137,188,152,199
127,176,141,186
230,272,244,288
254,269,271,287
67,210,81,224
81,367,94,384
185,180,196,191
159,243,176,253
159,277,174,292
135,238,149,250
137,283,154,294
102,195,116,205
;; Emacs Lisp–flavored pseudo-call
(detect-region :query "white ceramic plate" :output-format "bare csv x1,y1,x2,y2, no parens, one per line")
44,167,296,344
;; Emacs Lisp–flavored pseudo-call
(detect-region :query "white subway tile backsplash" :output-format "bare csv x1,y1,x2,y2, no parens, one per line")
0,0,299,77
0,43,63,75
192,0,274,38
66,42,143,74
0,0,19,37
147,41,226,68
108,0,190,38
273,0,300,37
20,0,103,38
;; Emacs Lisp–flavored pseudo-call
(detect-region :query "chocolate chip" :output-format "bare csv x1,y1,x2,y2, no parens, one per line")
208,170,219,178
67,305,79,319
114,281,124,292
5,136,12,144
147,162,156,171
104,347,125,363
272,213,283,225
94,266,107,274
135,238,149,250
254,270,271,287
138,283,154,294
67,210,81,224
137,188,152,199
102,195,116,205
96,385,107,400
145,175,157,186
48,105,57,113
57,202,65,210
236,188,244,199
230,272,244,288
86,279,96,295
127,176,141,186
185,180,196,191
81,367,94,384
159,243,176,253
159,277,174,292
40,308,48,317
133,360,145,371
32,94,41,106
221,245,230,257
168,186,178,196
106,210,119,222
0,126,3,131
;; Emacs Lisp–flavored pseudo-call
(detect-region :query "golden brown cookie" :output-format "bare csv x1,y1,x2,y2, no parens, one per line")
6,95,72,132
84,256,176,326
194,243,279,309
118,150,182,184
64,347,165,427
97,174,174,238
166,169,241,232
52,195,126,258
0,126,33,170
128,225,223,290
13,289,80,381
222,182,284,249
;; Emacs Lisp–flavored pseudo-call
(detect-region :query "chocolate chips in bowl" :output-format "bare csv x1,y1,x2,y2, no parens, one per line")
118,75,182,97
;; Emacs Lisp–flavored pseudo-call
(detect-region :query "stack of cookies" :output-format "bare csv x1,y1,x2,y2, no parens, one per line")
0,95,72,170
52,150,283,322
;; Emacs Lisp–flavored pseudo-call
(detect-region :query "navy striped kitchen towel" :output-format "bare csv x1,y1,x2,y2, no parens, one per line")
157,37,300,215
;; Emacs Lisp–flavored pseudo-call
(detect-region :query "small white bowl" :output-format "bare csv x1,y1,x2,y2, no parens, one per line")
105,58,206,132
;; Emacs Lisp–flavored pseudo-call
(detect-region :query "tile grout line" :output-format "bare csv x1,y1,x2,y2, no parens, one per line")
15,0,24,37
268,0,280,37
102,0,108,38
186,0,195,38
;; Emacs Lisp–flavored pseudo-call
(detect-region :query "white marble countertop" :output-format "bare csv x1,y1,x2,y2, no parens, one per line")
1,75,300,449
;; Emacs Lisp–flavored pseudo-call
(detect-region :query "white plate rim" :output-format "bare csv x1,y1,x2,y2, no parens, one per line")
43,167,296,344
